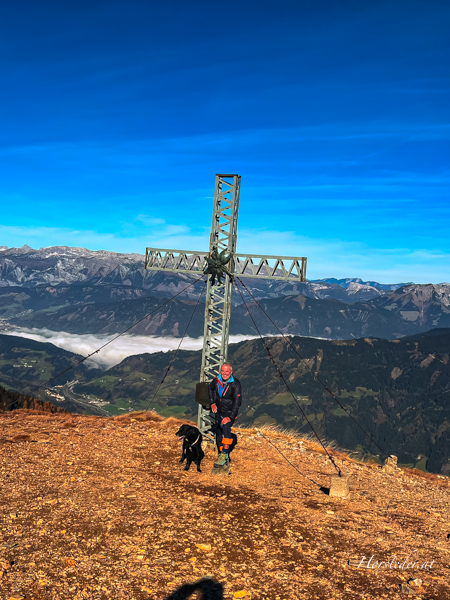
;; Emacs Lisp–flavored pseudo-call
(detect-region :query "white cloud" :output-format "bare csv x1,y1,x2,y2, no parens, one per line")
7,328,259,370
0,223,209,256
134,214,166,226
235,227,450,283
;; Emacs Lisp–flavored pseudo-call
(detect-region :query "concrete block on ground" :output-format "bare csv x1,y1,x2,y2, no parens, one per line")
329,474,350,499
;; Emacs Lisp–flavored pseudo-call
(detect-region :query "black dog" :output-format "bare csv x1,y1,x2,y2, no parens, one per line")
176,424,204,472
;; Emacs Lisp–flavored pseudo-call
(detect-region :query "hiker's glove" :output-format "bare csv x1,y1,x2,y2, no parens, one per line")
221,417,231,425
211,403,217,413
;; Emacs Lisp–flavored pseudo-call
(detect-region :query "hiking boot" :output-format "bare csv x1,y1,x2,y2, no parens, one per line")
214,452,230,468
217,452,232,464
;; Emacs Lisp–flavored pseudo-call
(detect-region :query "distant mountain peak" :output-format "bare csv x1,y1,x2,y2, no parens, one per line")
310,277,414,291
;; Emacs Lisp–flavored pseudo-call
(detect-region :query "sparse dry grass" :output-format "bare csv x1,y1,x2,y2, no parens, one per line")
114,410,165,424
402,467,450,488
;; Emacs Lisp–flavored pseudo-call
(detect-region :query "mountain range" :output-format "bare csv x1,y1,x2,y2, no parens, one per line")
2,281,449,341
1,245,449,340
0,246,412,302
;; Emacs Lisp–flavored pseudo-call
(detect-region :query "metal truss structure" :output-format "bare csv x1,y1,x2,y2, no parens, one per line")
145,249,307,282
233,253,307,281
145,174,307,440
145,249,206,273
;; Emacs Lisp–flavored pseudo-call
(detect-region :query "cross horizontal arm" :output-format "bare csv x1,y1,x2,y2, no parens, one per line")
233,253,307,281
145,248,307,281
145,248,207,274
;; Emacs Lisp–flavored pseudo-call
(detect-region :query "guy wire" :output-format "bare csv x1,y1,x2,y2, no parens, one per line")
3,277,208,502
2,274,207,412
233,278,342,476
255,428,322,488
143,279,207,412
236,276,390,461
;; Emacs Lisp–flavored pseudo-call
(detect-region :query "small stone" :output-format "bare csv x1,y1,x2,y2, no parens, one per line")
383,455,398,474
65,558,76,567
196,543,211,551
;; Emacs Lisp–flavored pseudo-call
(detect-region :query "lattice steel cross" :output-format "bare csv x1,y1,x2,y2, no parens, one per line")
145,174,307,439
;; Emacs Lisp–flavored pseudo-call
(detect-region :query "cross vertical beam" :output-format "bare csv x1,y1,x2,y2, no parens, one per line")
144,173,307,441
198,174,240,439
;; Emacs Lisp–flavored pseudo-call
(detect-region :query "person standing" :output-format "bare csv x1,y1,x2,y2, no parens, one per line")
208,362,242,467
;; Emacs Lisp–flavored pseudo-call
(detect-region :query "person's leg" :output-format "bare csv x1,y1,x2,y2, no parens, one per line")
214,415,232,467
215,415,224,454
221,420,234,455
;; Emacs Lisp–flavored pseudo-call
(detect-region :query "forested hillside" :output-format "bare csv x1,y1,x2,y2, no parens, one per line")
0,384,66,413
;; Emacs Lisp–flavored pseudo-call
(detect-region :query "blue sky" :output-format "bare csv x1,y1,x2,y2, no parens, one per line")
0,0,449,283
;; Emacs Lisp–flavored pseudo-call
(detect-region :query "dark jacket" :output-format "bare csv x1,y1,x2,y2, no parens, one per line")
208,376,242,420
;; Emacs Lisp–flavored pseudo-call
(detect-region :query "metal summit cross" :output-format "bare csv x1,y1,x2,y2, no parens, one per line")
145,174,307,440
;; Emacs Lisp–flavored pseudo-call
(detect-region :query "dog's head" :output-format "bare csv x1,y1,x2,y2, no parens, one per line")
176,424,200,441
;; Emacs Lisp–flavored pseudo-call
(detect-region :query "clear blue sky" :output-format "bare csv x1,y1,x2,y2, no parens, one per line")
0,0,449,283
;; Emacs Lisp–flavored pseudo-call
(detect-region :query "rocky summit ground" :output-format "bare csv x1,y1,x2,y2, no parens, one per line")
0,410,449,600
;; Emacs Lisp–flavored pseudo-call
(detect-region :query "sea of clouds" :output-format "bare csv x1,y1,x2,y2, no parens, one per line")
7,328,260,370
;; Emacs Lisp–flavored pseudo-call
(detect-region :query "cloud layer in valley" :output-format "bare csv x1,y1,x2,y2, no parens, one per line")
7,328,259,370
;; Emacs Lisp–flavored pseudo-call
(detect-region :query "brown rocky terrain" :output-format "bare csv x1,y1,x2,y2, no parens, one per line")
1,409,449,600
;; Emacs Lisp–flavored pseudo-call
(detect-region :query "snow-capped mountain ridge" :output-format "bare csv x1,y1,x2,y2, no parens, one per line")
0,245,416,293
311,277,413,290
